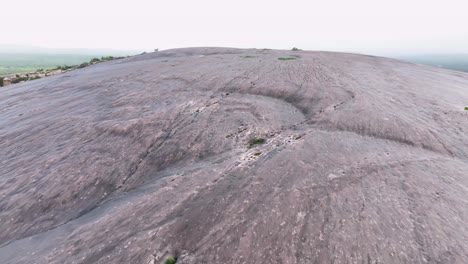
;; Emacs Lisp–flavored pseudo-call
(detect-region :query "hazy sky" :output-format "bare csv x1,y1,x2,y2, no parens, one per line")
1,0,467,55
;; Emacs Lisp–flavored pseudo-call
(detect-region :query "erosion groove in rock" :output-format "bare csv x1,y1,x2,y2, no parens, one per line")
1,47,468,263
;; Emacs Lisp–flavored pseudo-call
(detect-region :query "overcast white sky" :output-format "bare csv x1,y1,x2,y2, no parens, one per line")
1,0,467,55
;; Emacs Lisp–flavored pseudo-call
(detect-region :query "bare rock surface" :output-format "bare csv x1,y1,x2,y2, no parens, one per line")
1,47,468,263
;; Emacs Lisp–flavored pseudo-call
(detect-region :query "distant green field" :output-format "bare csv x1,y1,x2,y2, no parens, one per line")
399,54,468,73
0,53,114,75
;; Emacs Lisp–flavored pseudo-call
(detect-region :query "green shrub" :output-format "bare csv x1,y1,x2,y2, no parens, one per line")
464,107,468,111
291,47,302,51
56,65,73,71
0,77,3,87
248,138,266,148
253,152,262,156
101,56,115,61
90,58,100,63
78,62,89,69
240,55,257,58
278,57,297,61
164,257,177,264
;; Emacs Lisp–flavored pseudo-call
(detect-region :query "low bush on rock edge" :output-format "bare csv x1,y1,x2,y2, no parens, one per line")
164,256,177,264
248,138,266,148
